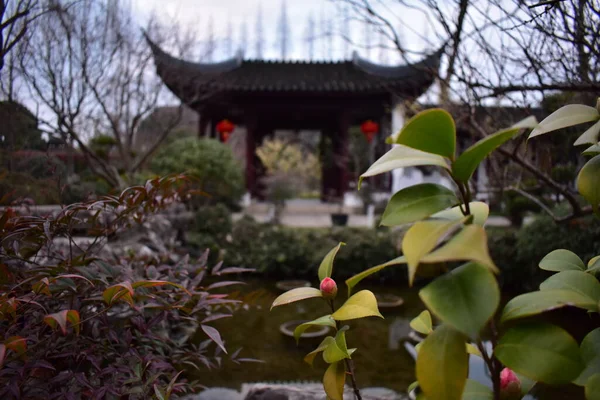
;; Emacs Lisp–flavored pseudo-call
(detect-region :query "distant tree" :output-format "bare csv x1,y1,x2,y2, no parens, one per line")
255,3,264,59
364,20,372,58
17,0,183,188
205,15,215,62
304,13,315,60
276,0,291,60
378,29,388,64
238,19,248,57
225,17,233,58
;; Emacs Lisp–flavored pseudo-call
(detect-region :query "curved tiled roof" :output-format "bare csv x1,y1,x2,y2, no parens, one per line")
146,35,443,107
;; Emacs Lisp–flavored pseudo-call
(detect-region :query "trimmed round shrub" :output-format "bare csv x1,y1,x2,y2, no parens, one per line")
150,138,245,207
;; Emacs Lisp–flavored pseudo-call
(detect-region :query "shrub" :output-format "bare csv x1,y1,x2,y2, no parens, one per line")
0,176,252,398
189,215,405,282
150,138,245,208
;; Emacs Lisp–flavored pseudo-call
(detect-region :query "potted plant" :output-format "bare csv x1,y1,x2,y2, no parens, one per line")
328,190,349,226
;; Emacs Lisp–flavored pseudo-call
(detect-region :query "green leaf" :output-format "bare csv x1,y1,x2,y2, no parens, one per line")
293,315,337,344
403,219,464,286
323,328,350,363
408,381,419,393
510,115,539,129
323,361,345,400
431,201,489,226
501,289,598,323
461,379,493,400
452,128,521,182
574,120,600,146
577,154,600,212
318,242,345,281
410,310,433,335
583,144,600,157
43,310,80,336
359,145,450,188
586,374,600,400
588,257,600,276
420,262,499,339
420,225,498,273
394,108,456,159
4,336,26,355
495,323,583,384
574,329,600,386
271,287,323,310
529,104,599,138
304,336,334,366
539,270,600,303
585,374,600,400
345,256,407,296
466,343,482,357
331,290,383,321
381,183,459,226
539,249,585,272
416,324,468,400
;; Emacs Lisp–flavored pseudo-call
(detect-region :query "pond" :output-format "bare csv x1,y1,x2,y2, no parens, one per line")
193,279,425,394
191,279,585,399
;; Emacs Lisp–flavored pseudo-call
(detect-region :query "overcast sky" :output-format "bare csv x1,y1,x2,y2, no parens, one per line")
132,0,431,63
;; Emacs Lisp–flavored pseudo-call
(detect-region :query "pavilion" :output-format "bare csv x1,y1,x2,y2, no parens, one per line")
146,36,442,200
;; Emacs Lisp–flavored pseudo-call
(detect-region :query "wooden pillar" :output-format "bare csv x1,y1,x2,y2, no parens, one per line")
320,125,334,202
198,112,209,138
245,112,258,197
333,112,350,199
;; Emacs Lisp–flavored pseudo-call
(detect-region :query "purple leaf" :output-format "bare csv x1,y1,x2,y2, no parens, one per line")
207,281,245,290
200,325,227,354
201,314,232,323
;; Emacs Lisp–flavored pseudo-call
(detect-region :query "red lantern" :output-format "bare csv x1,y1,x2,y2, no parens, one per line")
216,119,235,142
360,120,379,143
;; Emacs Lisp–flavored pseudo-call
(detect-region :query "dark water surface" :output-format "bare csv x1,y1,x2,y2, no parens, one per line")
191,279,584,399
193,279,425,393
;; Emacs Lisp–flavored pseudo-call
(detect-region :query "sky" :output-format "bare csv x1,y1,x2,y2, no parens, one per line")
131,0,432,64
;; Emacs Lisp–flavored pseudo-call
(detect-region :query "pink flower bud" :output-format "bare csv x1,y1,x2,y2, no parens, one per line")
320,277,338,299
500,368,521,400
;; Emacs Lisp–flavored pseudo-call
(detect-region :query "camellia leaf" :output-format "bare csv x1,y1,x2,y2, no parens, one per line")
380,183,459,226
271,287,323,310
501,289,598,323
539,270,600,304
345,255,407,296
452,127,521,182
393,108,456,159
410,310,433,335
577,154,600,212
510,115,539,129
403,219,464,286
529,104,599,138
416,324,468,400
103,281,135,306
318,242,345,281
586,374,600,400
588,257,600,276
420,225,499,273
573,328,600,386
323,361,345,400
419,262,499,339
43,310,80,335
574,120,600,146
304,336,334,366
495,323,583,384
462,379,493,400
431,202,489,226
359,145,450,188
331,290,383,321
323,330,349,364
466,343,482,357
583,144,600,157
293,315,336,344
201,324,227,354
539,249,585,272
